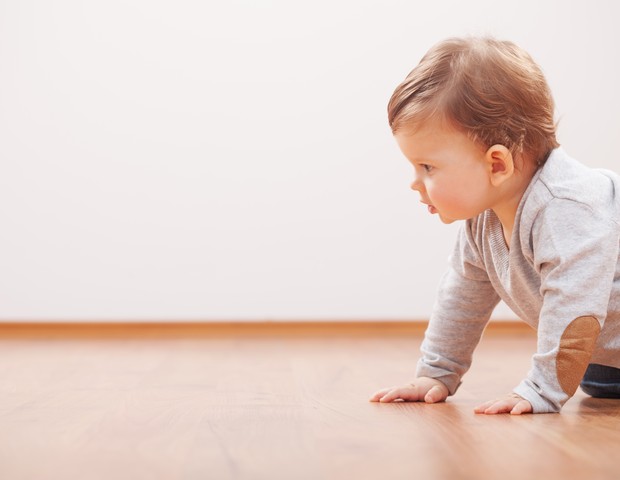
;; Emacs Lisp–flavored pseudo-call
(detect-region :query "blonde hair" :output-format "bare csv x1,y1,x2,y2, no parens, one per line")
388,37,559,165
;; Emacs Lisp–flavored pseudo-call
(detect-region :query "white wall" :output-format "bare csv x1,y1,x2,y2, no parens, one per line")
0,0,618,321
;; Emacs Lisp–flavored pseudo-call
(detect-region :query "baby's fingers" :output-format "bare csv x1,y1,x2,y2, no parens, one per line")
369,387,395,402
474,394,532,415
378,387,411,403
510,400,533,415
479,399,515,414
424,385,448,403
371,385,422,403
473,399,497,414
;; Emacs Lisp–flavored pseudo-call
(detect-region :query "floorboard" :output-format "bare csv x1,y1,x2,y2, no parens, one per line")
0,322,618,480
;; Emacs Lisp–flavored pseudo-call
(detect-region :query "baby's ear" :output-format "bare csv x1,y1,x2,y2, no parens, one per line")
486,145,514,186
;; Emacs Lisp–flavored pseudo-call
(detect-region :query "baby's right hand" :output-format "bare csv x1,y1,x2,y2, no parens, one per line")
369,377,449,403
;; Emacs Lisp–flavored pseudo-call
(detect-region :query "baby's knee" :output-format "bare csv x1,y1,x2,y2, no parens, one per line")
579,379,604,397
580,364,620,399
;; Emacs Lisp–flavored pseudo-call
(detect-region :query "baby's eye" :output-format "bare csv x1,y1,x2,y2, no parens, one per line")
421,164,433,173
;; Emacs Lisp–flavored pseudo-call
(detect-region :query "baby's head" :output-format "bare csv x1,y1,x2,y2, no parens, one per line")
388,37,559,167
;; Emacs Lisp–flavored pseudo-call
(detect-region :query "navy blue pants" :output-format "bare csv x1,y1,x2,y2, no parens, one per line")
580,363,620,398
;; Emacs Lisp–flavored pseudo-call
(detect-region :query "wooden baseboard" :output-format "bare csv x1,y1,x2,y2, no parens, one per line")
0,320,534,339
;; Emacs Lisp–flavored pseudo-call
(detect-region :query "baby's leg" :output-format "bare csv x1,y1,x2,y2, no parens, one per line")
580,364,620,398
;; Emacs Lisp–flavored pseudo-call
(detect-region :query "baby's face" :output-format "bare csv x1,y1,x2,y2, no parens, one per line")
394,119,495,224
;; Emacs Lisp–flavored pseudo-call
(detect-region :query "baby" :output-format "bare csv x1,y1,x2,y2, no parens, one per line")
370,37,620,414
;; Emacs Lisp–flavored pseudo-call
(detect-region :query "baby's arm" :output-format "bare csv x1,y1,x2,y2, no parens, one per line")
507,201,618,413
369,377,449,404
370,221,500,408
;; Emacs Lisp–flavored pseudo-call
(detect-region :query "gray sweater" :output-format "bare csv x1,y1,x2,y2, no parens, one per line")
417,148,620,413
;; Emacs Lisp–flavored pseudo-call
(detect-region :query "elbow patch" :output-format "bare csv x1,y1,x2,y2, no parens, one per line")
556,316,601,396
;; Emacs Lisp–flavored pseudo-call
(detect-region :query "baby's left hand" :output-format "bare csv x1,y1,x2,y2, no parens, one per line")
474,393,532,415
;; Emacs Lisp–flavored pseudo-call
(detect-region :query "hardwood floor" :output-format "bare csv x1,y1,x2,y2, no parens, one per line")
0,322,618,480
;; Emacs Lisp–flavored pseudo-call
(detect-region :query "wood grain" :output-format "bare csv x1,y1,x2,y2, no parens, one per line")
0,322,617,480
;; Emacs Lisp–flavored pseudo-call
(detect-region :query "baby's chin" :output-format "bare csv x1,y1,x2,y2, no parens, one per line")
437,211,478,224
437,214,456,225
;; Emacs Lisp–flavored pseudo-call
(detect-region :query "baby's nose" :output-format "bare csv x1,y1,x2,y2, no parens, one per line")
410,179,423,192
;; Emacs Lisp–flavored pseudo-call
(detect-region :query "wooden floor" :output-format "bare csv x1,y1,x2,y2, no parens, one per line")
0,322,619,480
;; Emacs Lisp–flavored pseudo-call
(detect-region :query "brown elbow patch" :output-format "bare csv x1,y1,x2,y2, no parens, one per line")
556,316,601,396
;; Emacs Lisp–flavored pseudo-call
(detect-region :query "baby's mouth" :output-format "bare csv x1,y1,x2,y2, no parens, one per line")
421,200,437,214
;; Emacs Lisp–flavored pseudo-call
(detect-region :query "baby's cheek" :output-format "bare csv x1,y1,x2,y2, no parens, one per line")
434,191,474,215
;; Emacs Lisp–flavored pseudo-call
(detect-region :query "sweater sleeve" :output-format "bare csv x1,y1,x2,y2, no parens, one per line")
512,199,620,413
416,220,501,395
